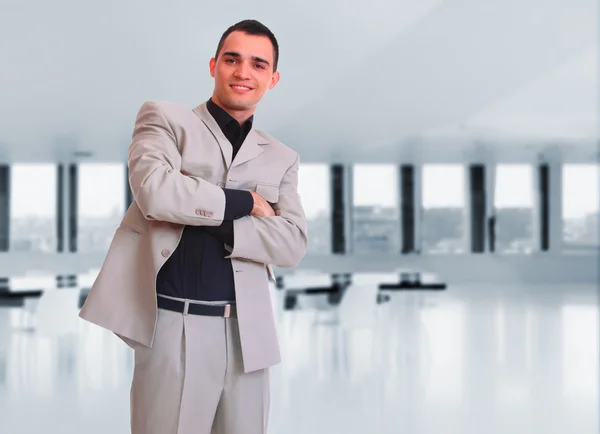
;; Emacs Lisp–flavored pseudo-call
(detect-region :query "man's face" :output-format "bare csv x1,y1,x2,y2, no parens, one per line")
210,31,279,122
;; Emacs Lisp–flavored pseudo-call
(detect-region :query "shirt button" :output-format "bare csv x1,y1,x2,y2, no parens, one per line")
161,249,170,257
195,209,202,215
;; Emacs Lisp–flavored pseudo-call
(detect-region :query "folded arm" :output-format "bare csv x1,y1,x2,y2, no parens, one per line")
128,101,231,226
224,154,308,268
203,189,254,247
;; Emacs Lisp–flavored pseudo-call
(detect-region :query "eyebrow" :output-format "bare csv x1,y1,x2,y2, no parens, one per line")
222,51,270,67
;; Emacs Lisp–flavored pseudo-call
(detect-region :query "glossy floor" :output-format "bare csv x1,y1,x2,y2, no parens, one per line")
0,275,598,434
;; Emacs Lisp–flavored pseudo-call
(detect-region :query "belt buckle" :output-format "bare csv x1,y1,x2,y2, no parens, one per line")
223,304,231,318
183,299,190,315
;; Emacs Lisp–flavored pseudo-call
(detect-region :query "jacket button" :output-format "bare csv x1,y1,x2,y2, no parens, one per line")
161,249,170,257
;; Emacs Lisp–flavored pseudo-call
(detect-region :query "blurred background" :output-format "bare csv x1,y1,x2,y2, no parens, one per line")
0,0,598,433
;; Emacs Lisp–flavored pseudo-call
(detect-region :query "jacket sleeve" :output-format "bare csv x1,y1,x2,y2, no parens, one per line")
127,101,226,226
224,154,308,268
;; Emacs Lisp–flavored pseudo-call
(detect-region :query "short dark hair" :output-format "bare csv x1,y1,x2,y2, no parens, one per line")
215,19,280,72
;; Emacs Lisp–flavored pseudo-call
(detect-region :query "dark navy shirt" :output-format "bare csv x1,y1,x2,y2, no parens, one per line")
155,98,254,302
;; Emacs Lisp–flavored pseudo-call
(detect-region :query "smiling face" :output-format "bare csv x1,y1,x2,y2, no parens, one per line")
209,30,280,124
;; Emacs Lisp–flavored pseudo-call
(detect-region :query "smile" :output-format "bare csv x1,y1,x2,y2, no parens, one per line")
230,84,253,93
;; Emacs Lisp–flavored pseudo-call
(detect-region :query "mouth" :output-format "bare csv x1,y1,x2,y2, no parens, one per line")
230,84,253,93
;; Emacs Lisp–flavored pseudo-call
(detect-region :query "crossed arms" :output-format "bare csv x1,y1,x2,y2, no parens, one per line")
127,101,308,268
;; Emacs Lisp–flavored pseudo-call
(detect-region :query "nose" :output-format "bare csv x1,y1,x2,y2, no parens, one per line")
233,62,251,79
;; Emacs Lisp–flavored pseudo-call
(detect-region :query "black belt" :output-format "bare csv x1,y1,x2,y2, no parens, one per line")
157,296,236,318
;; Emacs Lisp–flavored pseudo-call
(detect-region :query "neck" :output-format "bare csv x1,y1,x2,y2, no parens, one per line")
210,94,254,125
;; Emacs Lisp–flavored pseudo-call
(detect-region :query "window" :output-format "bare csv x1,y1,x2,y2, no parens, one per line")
562,164,599,249
298,164,331,254
10,164,57,252
494,165,535,254
77,163,126,252
352,164,399,253
421,165,466,254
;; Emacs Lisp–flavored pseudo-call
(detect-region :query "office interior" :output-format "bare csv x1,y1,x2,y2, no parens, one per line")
0,1,598,433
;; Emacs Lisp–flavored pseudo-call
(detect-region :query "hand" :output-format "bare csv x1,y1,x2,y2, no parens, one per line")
250,191,276,217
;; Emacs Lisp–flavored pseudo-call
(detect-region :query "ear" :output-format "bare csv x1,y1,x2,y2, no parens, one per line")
209,58,216,78
269,71,280,90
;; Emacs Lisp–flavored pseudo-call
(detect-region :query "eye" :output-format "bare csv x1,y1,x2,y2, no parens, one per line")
255,64,265,69
225,58,236,64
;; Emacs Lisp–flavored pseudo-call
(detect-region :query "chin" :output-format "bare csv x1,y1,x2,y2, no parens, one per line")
226,99,257,111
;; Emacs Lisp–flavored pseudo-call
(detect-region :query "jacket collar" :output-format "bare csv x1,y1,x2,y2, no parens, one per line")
193,101,268,168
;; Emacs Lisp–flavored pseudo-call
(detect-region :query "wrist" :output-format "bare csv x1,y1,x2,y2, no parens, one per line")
250,191,257,213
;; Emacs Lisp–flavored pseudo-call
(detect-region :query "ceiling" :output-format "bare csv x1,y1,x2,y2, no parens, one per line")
0,0,597,163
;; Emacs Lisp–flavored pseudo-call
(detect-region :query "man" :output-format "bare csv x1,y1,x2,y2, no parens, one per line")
79,19,308,434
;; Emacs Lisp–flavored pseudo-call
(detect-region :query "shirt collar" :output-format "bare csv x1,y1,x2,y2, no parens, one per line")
206,98,254,132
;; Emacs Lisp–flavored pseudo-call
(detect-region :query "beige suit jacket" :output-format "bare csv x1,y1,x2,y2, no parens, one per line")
79,100,308,373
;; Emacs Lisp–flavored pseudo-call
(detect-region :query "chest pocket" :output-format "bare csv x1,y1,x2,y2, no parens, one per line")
255,183,280,204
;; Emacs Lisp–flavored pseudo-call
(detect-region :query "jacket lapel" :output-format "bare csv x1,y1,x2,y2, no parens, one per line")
193,102,233,168
231,129,267,168
192,102,269,169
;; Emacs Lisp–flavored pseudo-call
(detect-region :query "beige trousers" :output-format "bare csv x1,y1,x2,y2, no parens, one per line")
128,303,270,434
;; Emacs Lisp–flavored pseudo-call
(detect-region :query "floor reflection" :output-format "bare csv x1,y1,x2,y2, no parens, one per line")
0,278,598,434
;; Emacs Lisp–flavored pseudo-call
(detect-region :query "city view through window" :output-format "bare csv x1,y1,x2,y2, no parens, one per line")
7,163,598,254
